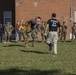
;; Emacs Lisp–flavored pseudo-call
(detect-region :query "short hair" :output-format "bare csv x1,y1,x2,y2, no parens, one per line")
74,22,76,24
63,21,66,24
37,16,41,19
52,13,56,17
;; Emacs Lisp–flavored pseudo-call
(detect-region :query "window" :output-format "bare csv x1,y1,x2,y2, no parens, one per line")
3,11,12,25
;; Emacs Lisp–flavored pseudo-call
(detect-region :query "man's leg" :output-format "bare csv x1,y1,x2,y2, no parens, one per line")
31,30,36,47
23,32,29,48
53,32,58,54
8,33,11,42
16,32,19,42
64,32,66,42
46,32,53,51
54,41,57,54
4,32,7,42
48,43,53,51
72,33,74,42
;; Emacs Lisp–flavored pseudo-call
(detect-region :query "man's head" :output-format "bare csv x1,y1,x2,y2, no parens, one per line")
36,16,41,21
7,22,11,26
37,16,41,19
74,22,76,26
52,13,56,18
63,21,66,25
17,21,20,25
74,22,76,24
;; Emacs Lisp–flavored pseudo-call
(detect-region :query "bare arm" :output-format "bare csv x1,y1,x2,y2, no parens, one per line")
45,24,49,33
57,26,61,34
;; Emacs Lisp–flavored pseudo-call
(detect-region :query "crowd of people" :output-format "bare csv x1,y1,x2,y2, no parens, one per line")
0,22,14,43
0,13,76,54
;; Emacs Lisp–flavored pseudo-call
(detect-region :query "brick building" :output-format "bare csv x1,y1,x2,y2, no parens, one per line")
0,0,76,40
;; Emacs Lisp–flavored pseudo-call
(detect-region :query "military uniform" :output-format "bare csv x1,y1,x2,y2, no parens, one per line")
40,21,46,42
19,23,29,47
29,17,41,47
29,18,38,47
25,21,31,42
72,23,76,42
4,22,14,42
61,22,67,42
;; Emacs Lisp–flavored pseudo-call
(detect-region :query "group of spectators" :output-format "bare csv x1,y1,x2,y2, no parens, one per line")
0,17,76,44
0,13,76,55
58,21,76,42
0,22,14,43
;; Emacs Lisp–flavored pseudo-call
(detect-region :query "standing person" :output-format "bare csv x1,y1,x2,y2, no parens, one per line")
36,16,42,40
25,21,31,42
4,22,14,43
61,21,67,42
40,21,46,43
19,20,30,47
0,24,3,42
19,19,24,41
45,13,61,54
58,25,62,42
71,22,76,42
15,21,20,42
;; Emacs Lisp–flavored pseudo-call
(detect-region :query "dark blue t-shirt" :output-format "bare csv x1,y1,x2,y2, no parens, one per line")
0,26,4,33
47,19,61,31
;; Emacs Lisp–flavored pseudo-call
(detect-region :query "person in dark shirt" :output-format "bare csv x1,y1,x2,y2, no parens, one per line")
45,13,61,54
0,24,3,42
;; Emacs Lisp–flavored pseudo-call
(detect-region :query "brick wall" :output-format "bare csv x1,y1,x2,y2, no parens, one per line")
16,0,70,22
15,0,71,40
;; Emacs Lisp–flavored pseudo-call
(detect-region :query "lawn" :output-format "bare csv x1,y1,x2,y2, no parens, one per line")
0,41,76,75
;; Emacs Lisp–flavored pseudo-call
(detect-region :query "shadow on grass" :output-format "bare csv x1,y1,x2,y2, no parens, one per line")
58,40,72,42
4,44,24,47
20,50,50,54
0,68,62,75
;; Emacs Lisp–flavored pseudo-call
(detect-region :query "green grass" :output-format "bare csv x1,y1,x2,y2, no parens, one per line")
0,41,76,75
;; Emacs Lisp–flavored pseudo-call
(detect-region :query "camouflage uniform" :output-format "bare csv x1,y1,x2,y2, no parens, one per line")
19,24,29,47
40,21,46,42
72,23,76,42
61,22,67,42
4,22,14,42
25,21,31,42
29,18,38,47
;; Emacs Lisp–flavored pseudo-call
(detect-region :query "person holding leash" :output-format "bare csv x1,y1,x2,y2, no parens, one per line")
45,13,61,54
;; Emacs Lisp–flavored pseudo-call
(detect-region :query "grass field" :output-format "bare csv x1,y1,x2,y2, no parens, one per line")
0,41,76,75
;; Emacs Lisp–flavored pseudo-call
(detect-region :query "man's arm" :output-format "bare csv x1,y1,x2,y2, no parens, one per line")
45,24,49,35
10,25,14,32
57,26,62,34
